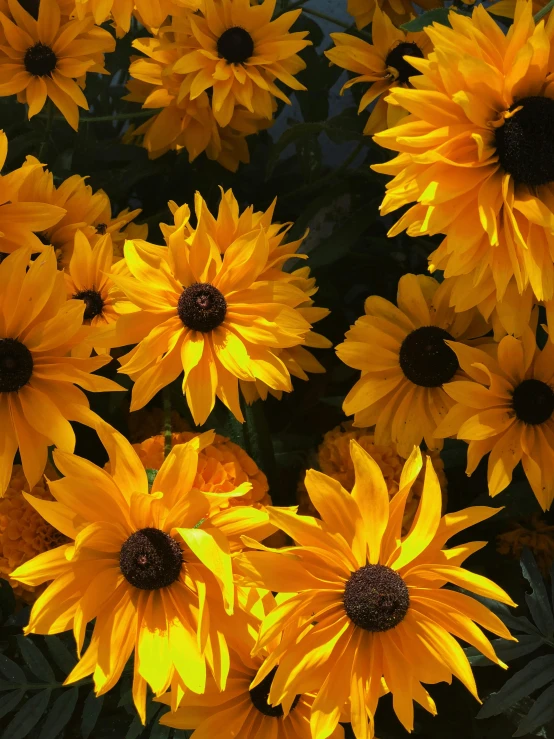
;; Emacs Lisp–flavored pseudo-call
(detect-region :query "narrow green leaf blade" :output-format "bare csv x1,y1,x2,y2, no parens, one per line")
3,689,52,739
82,691,104,739
466,634,544,666
17,636,56,683
0,689,25,719
513,681,554,736
0,653,26,684
45,636,78,675
38,687,79,739
477,654,554,719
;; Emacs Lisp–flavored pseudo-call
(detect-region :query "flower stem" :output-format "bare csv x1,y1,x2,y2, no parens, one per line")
535,0,554,22
163,387,172,458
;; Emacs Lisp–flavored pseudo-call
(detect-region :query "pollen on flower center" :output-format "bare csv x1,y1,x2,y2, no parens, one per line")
0,339,34,393
512,378,554,425
177,282,227,333
24,43,57,77
399,325,458,387
119,527,183,590
217,26,255,64
249,667,301,717
495,96,554,187
73,289,105,321
343,564,410,632
384,42,424,84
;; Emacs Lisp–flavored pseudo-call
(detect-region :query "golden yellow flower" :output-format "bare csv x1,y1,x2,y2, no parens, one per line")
373,2,554,329
346,0,441,29
0,463,65,604
497,514,554,576
336,274,490,457
297,422,446,534
435,328,554,510
0,0,115,130
128,406,191,442
132,430,271,512
325,8,432,135
170,0,311,127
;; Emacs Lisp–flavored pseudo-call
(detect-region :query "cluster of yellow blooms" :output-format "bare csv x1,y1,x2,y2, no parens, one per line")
3,0,554,737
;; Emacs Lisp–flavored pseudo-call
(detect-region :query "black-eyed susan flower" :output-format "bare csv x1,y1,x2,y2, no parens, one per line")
170,0,311,127
158,591,329,738
0,248,123,496
325,8,432,135
0,0,115,130
435,329,554,510
234,441,515,739
336,274,490,457
111,201,317,426
346,0,441,29
373,2,554,329
0,462,66,604
11,423,273,720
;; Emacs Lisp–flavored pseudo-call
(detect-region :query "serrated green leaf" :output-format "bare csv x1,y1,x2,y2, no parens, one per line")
82,691,104,739
521,548,554,637
45,635,78,675
38,687,79,739
125,715,144,739
17,636,56,683
0,653,26,684
466,634,544,666
400,7,453,31
477,654,554,719
513,681,554,736
150,723,171,739
0,689,24,719
3,689,51,739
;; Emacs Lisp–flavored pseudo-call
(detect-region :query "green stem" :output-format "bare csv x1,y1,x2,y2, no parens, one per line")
534,0,554,22
37,109,158,124
163,387,172,458
37,101,54,160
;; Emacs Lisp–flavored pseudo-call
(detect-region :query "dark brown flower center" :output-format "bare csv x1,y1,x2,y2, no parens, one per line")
73,289,105,321
385,42,424,84
119,528,183,590
217,27,255,64
399,325,458,387
512,378,554,425
495,96,554,187
24,43,57,77
249,667,301,717
343,564,409,632
177,282,227,333
95,223,108,235
0,339,34,393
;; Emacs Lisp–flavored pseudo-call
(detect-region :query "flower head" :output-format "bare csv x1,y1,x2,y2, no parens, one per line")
373,3,554,324
435,329,554,510
0,463,65,604
325,9,432,135
0,0,115,130
11,422,274,720
234,441,515,739
346,0,441,29
0,248,123,495
336,274,490,456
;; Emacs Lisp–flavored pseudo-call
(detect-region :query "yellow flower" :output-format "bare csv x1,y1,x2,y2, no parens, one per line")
336,274,490,457
325,8,432,135
128,406,190,442
234,441,515,739
346,0,441,29
16,159,142,265
435,329,554,510
112,200,317,426
170,0,311,127
0,132,65,255
297,422,446,534
0,463,65,604
10,422,274,720
0,0,115,130
132,430,271,512
497,514,554,576
373,2,554,326
0,248,123,495
158,592,322,738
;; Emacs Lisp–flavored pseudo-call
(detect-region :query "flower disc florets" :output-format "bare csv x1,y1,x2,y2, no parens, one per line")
512,378,554,425
399,326,458,387
217,27,255,64
249,667,301,717
24,43,57,77
343,563,410,631
177,283,227,333
385,41,423,83
119,527,183,590
73,289,105,321
0,339,34,393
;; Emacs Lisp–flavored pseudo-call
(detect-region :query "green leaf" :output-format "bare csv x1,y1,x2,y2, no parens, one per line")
3,689,52,739
513,681,554,736
0,689,25,719
0,653,26,684
125,715,144,739
82,691,104,739
38,687,79,739
17,636,56,683
521,548,554,637
466,634,545,666
400,7,453,31
477,654,554,719
45,635,78,675
149,723,171,739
